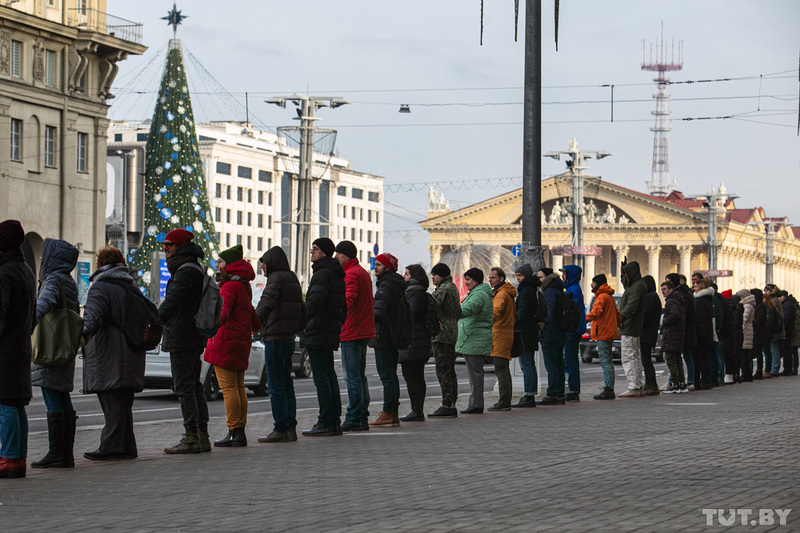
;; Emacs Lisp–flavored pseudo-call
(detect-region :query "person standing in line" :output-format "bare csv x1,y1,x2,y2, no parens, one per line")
538,267,567,405
618,261,647,398
159,229,210,454
0,220,37,479
778,290,797,376
692,277,714,390
665,273,697,390
750,288,768,380
560,265,586,402
398,264,432,421
735,289,754,382
81,247,146,460
428,263,462,418
487,267,516,411
30,238,79,469
659,281,687,393
640,275,662,396
302,238,347,437
370,253,407,427
204,245,260,448
456,268,494,414
256,246,305,443
511,264,541,408
334,241,374,432
764,288,784,377
586,274,620,400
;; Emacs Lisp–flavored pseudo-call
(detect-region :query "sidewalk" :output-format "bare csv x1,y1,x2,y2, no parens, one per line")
3,377,799,532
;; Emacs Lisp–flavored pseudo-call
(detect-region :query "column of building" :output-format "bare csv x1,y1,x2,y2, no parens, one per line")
612,245,628,289
582,254,596,307
646,245,660,283
678,245,692,280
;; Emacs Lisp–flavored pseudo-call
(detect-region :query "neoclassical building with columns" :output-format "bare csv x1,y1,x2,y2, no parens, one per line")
420,175,800,304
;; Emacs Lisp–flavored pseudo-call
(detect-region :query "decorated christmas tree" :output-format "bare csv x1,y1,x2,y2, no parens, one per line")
129,13,219,290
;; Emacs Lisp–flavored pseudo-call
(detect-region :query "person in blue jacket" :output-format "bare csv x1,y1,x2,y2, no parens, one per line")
560,265,587,402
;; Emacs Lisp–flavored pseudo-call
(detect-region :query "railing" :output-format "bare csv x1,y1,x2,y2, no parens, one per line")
66,8,143,45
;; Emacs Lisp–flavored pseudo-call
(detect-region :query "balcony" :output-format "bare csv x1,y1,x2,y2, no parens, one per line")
67,8,143,45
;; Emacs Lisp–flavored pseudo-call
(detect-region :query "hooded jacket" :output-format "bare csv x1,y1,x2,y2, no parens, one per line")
751,288,768,347
0,248,36,406
660,290,686,353
586,283,619,342
256,247,305,341
641,275,663,347
781,295,797,340
340,257,375,342
490,281,517,360
767,295,785,342
455,282,493,356
741,294,755,350
673,284,698,349
398,271,432,363
205,259,260,371
540,273,566,345
515,274,541,351
431,275,462,345
304,256,347,351
619,262,646,337
693,286,715,344
373,269,407,349
82,264,146,393
158,241,206,352
31,238,79,392
562,265,587,336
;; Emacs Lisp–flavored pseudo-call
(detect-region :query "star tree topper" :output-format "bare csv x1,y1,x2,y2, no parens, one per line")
162,2,187,38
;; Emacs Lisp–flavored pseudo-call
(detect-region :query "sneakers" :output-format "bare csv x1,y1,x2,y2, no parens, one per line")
428,405,459,417
565,392,581,402
687,383,696,391
724,374,735,384
659,381,672,392
258,431,289,443
288,427,298,441
643,385,660,396
511,396,537,408
763,372,772,379
369,411,400,427
662,382,681,394
460,407,484,414
487,403,511,411
341,421,370,432
619,388,645,398
593,387,616,400
164,433,202,454
677,382,689,393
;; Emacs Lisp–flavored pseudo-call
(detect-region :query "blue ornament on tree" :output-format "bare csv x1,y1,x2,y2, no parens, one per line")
156,232,166,243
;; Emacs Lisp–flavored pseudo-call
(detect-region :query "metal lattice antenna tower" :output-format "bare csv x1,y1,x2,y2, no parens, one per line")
641,23,683,197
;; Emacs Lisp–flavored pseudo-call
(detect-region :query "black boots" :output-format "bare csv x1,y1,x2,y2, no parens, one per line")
32,411,76,469
213,427,247,448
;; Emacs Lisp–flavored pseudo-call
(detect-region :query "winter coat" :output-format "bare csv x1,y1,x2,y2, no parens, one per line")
515,275,541,351
675,284,698,348
455,282,493,356
781,295,797,341
562,265,587,336
205,260,260,371
660,291,686,353
694,287,714,344
256,247,305,341
751,289,768,347
771,300,785,341
0,248,36,407
792,305,800,348
81,264,146,393
31,238,79,392
432,275,462,345
741,294,755,350
158,241,206,353
540,273,566,346
340,257,375,342
490,281,517,360
619,262,646,337
304,257,347,351
373,270,407,350
398,275,432,363
586,284,619,342
641,275,663,347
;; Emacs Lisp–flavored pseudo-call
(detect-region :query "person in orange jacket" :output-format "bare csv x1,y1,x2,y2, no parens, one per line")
585,274,620,400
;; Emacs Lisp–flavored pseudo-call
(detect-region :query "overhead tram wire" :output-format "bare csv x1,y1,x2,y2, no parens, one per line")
384,175,532,193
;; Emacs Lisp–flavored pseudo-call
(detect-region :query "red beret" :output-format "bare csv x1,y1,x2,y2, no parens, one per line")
375,253,398,271
164,229,194,247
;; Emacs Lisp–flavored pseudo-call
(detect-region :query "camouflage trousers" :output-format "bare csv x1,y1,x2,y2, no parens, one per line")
432,342,458,407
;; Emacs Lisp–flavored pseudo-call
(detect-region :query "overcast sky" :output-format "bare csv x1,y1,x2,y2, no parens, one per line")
108,1,800,268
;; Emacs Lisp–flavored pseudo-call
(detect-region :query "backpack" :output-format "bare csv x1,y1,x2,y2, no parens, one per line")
534,288,547,320
179,262,223,338
103,279,163,351
391,292,414,350
424,293,441,338
558,291,581,333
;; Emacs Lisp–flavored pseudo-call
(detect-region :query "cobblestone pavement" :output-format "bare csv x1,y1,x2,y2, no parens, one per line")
2,375,799,532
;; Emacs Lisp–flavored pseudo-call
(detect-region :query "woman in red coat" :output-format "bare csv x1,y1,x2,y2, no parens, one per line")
204,245,260,447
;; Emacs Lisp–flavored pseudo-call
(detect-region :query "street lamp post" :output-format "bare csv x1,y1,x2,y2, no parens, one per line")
116,150,135,260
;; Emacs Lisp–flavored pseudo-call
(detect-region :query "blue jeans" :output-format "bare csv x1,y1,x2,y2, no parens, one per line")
564,334,581,393
518,349,538,395
597,340,615,390
374,347,400,412
769,342,781,374
307,347,341,428
715,342,725,381
264,340,297,433
0,404,28,459
340,339,370,425
41,388,73,413
683,347,695,385
541,343,565,399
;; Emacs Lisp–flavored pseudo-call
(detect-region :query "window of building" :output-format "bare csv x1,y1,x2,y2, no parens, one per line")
216,232,221,243
268,192,272,206
236,235,242,245
342,206,346,218
376,212,379,224
10,119,21,162
368,191,380,202
268,238,272,249
376,231,379,243
247,212,252,226
226,185,231,200
368,230,372,242
268,215,272,230
215,183,221,198
226,234,231,247
76,132,88,172
368,210,372,223
44,126,57,168
247,189,252,203
360,208,363,221
11,41,21,78
258,170,272,182
114,133,122,142
237,187,243,202
136,133,148,142
226,209,231,223
257,190,264,205
337,186,346,196
342,227,346,239
351,188,363,200
247,236,251,249
257,237,263,251
215,207,221,222
238,166,252,179
257,214,263,228
359,230,363,241
351,228,356,240
351,207,356,219
45,50,56,86
237,211,242,225
216,162,231,175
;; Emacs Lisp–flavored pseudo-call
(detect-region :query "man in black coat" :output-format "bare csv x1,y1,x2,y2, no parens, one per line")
0,220,37,479
659,281,687,393
665,273,697,390
751,288,768,379
159,229,210,454
778,291,797,375
511,264,541,408
370,252,407,427
301,238,347,437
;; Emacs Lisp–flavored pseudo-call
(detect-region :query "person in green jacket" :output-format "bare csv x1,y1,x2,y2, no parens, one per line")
456,268,493,414
619,260,647,398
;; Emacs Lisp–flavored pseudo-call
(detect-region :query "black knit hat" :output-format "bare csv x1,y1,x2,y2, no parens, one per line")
312,238,335,258
0,220,24,252
334,240,357,260
464,267,484,284
592,273,607,286
515,264,533,279
431,262,450,277
539,267,553,277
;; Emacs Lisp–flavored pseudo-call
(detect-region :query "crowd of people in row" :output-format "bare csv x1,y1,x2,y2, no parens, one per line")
1,218,797,480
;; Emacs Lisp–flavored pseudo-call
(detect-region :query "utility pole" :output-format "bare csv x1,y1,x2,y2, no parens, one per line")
749,220,791,285
115,150,135,260
265,94,349,288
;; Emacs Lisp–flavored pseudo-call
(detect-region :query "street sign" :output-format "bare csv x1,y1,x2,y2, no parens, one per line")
551,246,602,256
370,257,376,270
511,244,521,258
373,243,379,255
695,270,733,278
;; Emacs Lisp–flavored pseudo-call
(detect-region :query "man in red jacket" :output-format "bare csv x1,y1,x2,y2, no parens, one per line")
335,241,375,432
